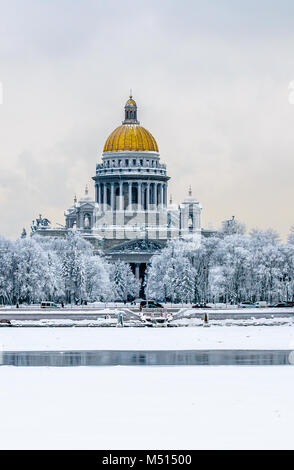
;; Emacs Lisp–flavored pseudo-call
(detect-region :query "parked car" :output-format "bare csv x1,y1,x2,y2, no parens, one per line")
40,301,59,308
139,301,163,311
269,302,294,308
192,303,211,308
255,301,268,308
239,301,258,308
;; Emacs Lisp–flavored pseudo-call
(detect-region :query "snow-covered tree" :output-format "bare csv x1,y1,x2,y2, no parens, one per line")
12,238,51,304
85,256,112,302
146,240,197,303
44,251,65,301
110,261,140,301
0,236,14,304
1,222,294,305
60,230,93,303
191,237,220,303
221,216,246,236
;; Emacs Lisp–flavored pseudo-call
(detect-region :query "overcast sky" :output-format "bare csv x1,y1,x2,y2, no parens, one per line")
1,0,294,239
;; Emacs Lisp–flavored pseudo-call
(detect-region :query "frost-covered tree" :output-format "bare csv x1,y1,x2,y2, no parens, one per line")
221,216,246,236
191,237,220,302
12,238,51,304
145,228,294,304
173,257,196,303
60,230,93,303
110,261,140,301
0,236,14,304
1,222,294,305
44,251,65,301
85,256,112,302
211,235,253,303
146,240,197,303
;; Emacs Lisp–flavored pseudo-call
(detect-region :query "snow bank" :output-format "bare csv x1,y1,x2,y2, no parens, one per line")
1,324,294,351
9,318,118,327
176,307,294,317
172,317,294,327
0,366,293,449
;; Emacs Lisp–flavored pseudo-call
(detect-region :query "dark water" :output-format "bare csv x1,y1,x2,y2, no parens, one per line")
0,350,293,367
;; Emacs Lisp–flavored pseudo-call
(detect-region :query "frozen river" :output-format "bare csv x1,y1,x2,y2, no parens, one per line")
1,326,294,449
1,349,293,366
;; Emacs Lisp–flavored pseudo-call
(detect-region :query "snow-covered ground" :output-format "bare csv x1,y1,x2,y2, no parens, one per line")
8,318,119,327
0,366,293,449
1,326,294,449
1,324,294,350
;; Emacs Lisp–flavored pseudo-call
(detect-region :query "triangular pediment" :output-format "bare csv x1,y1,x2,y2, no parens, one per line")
77,202,95,209
105,239,163,254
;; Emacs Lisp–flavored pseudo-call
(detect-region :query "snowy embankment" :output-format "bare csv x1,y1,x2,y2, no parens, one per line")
0,324,294,350
172,317,294,327
0,366,293,449
1,315,293,328
8,318,119,327
174,307,294,318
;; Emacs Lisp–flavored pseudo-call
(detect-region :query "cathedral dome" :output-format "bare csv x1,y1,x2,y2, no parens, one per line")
103,124,158,152
103,94,159,153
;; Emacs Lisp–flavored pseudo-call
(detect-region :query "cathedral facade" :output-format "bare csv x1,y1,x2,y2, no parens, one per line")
33,96,204,283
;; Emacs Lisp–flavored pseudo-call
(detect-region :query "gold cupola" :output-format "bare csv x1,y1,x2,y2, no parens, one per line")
103,95,159,153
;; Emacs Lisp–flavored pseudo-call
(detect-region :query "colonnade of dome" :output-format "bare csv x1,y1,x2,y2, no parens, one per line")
96,180,167,211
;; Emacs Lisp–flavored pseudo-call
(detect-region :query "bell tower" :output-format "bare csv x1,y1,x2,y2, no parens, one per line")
122,94,139,124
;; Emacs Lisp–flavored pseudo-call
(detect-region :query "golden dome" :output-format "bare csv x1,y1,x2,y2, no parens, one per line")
103,124,159,152
125,97,136,106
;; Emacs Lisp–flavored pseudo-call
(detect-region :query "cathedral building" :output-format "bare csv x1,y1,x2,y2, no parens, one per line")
32,95,206,283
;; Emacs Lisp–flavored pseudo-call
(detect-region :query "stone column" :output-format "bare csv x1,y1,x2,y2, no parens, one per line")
154,182,158,210
110,182,114,211
138,181,142,209
103,183,107,211
97,184,101,205
163,184,167,207
160,183,164,208
119,181,123,210
146,182,150,209
128,181,132,211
